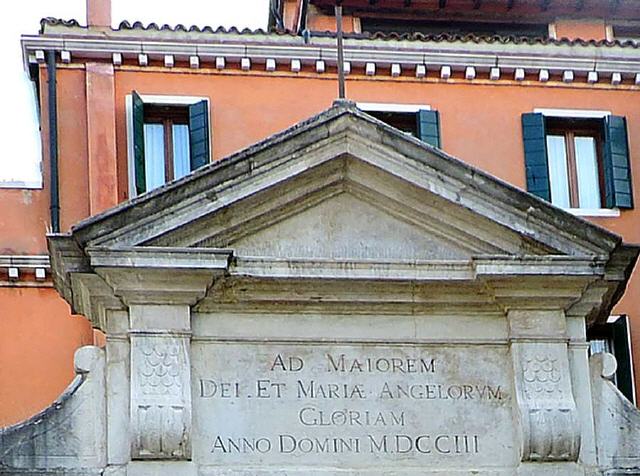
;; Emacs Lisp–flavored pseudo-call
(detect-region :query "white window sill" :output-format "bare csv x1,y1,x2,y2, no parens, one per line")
563,207,620,217
0,180,43,189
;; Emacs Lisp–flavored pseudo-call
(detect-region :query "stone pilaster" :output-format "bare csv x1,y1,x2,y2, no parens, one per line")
508,310,581,462
129,304,192,460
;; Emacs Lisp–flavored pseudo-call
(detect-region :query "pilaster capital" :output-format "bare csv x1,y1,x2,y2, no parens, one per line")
507,309,567,341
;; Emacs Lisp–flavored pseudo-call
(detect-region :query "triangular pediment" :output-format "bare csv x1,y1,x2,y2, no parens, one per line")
47,101,638,331
230,192,471,260
58,101,623,262
144,153,558,259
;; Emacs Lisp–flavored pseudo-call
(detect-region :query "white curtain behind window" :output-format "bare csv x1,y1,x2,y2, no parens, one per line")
574,136,601,209
144,124,165,191
546,135,570,208
173,125,191,180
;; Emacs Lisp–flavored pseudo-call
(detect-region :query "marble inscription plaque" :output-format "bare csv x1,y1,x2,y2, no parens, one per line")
192,343,516,468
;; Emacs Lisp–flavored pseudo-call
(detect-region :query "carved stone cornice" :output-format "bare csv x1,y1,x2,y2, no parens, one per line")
21,24,640,82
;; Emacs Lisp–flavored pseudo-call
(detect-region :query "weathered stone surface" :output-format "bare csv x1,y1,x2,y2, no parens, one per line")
0,346,106,474
192,341,515,469
232,192,470,260
129,305,192,460
20,101,640,475
591,353,640,475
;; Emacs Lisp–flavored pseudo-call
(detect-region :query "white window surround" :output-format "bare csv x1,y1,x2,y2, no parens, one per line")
357,102,431,113
533,107,616,215
0,180,43,189
534,108,611,119
125,94,212,198
608,314,623,324
565,208,620,218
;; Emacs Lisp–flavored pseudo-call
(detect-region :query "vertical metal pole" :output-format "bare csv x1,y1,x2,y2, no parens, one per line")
335,3,346,99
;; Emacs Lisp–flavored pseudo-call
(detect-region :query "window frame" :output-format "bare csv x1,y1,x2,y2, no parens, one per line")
357,102,432,114
588,314,637,405
532,108,620,217
545,120,605,209
143,104,190,185
356,102,439,146
125,94,212,198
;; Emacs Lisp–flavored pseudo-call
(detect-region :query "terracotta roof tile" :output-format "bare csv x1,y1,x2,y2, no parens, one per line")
332,30,640,48
40,17,81,33
40,17,295,37
39,17,639,48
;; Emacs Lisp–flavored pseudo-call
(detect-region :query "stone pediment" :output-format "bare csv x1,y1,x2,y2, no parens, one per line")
48,100,637,326
141,155,559,260
59,101,622,259
230,192,470,260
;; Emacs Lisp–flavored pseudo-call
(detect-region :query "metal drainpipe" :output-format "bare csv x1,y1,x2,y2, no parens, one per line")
46,50,60,233
297,0,309,34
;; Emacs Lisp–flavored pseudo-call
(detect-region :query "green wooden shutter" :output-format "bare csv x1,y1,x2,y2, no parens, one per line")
603,115,633,209
132,91,146,195
521,113,551,202
416,109,441,148
612,316,635,403
189,100,210,171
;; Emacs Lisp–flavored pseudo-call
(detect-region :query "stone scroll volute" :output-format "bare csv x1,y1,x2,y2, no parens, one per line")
508,310,581,462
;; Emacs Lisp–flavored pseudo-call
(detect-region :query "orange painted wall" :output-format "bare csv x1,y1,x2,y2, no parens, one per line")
114,70,640,207
0,66,92,427
555,19,607,40
0,189,50,255
86,63,119,214
307,14,358,33
0,287,94,427
57,68,90,231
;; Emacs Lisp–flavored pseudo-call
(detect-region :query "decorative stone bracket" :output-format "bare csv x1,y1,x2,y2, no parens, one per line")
129,305,193,460
512,342,581,462
508,310,581,462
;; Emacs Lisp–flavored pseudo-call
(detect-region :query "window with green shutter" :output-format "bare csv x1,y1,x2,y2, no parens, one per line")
416,109,441,148
603,116,633,209
129,92,211,196
588,315,636,404
522,112,633,210
357,103,442,148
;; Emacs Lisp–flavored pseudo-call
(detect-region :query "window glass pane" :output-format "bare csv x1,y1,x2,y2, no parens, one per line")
546,135,570,208
574,136,601,209
143,123,165,191
589,339,612,355
173,124,191,180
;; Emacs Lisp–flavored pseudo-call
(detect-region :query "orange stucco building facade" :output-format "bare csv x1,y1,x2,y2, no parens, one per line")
2,0,640,427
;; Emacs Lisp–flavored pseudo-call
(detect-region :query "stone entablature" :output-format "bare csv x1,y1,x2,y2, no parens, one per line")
2,102,639,475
